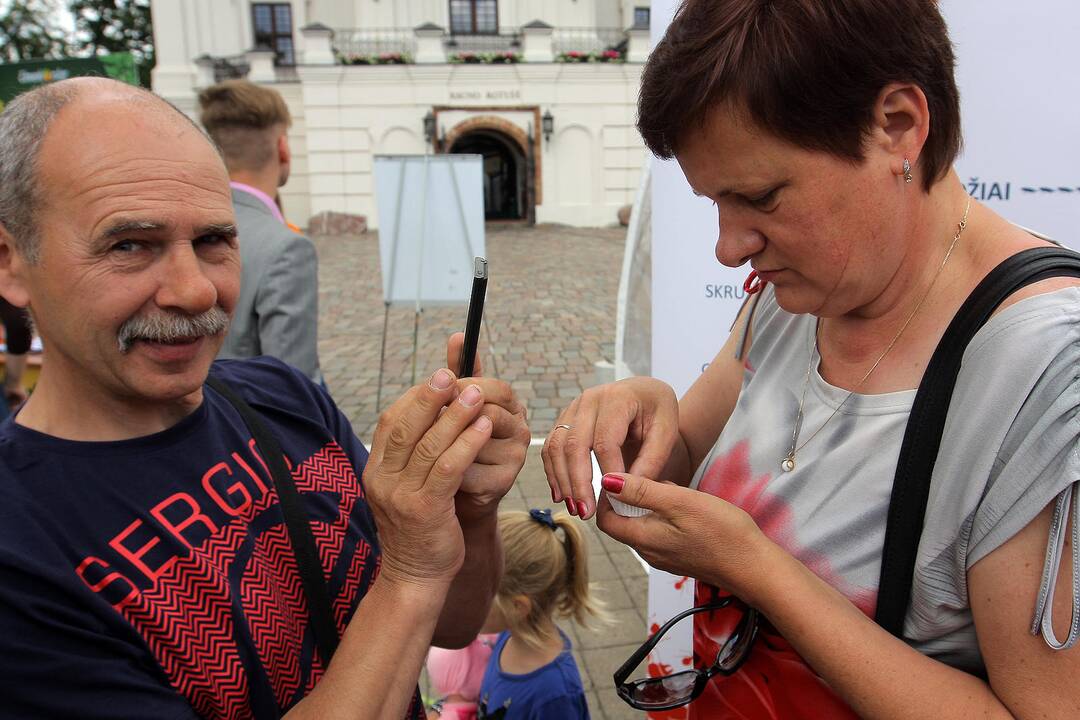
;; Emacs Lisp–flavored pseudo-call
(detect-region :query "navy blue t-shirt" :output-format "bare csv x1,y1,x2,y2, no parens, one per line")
0,358,422,719
478,630,590,719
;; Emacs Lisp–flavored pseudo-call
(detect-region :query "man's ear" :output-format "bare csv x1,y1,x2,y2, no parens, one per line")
276,132,291,187
277,133,291,167
869,82,930,179
0,223,32,308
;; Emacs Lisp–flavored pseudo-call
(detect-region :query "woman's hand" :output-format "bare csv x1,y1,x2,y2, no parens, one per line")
596,472,773,604
363,368,493,590
541,377,680,519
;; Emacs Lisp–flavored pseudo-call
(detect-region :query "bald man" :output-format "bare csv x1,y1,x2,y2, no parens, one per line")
0,78,528,720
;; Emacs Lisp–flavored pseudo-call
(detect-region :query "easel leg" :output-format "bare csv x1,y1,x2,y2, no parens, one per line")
375,303,391,414
410,308,422,386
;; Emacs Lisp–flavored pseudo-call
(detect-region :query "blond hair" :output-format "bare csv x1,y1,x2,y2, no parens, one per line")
197,79,291,172
494,510,610,651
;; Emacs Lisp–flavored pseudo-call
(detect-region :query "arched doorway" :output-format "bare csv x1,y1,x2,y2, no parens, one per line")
449,130,527,221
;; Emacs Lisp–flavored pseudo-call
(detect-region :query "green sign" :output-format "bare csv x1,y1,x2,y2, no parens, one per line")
0,53,139,109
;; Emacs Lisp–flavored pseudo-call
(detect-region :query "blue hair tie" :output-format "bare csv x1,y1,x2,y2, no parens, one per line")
529,508,557,530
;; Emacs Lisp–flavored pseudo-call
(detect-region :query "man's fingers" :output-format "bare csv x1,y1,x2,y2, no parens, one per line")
453,378,523,419
459,460,512,497
425,414,493,498
473,435,528,470
369,385,419,467
403,382,487,480
446,331,482,378
474,403,529,445
378,369,459,472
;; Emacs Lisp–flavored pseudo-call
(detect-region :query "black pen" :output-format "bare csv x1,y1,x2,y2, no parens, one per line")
457,257,487,378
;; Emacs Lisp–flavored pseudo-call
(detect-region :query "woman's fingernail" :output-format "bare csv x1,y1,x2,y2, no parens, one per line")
601,474,625,494
551,486,560,503
459,384,482,407
472,415,492,432
577,501,588,517
565,498,576,516
429,369,454,390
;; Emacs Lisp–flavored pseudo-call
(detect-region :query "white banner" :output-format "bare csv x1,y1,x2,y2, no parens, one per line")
645,0,1080,701
945,1,1080,245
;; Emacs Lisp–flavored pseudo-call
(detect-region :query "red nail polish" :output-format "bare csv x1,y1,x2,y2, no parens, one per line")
565,498,576,516
551,487,560,503
577,501,588,517
601,474,625,494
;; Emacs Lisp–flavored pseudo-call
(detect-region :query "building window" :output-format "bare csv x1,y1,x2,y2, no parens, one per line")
252,3,295,65
449,0,498,35
634,6,651,28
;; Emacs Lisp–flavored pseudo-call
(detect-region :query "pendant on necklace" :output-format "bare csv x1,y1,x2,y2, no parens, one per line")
781,456,795,473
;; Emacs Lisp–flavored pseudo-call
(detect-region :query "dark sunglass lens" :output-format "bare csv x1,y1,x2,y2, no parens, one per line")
628,670,699,707
717,610,758,672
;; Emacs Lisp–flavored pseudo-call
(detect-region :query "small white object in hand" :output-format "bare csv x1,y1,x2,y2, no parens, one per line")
606,493,651,518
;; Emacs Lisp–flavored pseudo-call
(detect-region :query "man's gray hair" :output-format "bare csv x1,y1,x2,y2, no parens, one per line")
0,78,215,264
0,82,78,263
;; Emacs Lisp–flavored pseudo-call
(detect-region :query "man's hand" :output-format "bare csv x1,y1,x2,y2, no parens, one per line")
363,367,494,589
446,332,529,523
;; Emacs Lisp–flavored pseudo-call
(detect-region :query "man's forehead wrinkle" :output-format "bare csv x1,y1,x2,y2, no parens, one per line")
68,176,232,206
60,153,231,203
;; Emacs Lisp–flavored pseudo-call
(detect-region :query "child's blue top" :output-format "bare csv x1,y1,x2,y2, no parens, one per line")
478,629,590,719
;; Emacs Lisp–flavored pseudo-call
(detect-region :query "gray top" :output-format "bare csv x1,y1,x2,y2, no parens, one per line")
692,284,1080,673
219,188,322,383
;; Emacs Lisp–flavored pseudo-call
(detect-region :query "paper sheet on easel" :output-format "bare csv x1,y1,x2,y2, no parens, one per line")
373,155,486,307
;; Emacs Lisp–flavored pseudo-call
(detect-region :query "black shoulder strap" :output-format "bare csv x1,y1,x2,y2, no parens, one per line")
205,375,340,664
875,247,1080,637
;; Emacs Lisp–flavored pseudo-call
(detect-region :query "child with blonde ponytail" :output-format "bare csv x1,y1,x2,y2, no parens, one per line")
477,508,608,719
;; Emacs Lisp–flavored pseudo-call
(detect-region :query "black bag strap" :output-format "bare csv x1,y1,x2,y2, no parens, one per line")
875,247,1080,637
205,375,340,663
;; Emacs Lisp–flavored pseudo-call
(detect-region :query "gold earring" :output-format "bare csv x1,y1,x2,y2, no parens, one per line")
903,158,913,184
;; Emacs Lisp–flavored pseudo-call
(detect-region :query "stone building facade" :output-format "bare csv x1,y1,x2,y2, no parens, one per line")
151,0,651,229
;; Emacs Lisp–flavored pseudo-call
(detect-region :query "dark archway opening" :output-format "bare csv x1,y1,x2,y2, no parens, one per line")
449,130,526,221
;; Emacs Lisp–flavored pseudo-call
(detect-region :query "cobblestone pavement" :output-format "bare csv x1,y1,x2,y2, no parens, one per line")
315,224,649,719
314,223,623,439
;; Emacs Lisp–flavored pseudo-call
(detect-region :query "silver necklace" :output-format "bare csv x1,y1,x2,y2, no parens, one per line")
780,196,972,473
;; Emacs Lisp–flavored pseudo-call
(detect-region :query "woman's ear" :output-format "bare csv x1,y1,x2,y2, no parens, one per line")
870,82,931,180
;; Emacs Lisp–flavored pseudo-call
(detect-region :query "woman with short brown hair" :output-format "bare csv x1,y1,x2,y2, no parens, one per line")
544,1,1080,717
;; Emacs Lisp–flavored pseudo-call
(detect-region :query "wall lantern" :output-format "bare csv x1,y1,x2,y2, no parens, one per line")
542,110,554,143
423,111,436,145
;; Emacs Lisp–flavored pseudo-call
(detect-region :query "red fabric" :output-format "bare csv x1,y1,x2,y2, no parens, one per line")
686,584,859,720
647,439,873,718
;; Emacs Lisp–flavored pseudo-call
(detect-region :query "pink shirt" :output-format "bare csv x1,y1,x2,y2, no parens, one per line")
229,181,285,225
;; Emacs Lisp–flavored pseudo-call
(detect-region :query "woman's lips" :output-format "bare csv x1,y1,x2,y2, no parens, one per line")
755,268,784,283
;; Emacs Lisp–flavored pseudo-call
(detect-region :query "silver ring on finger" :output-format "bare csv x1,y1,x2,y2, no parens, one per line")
553,424,573,432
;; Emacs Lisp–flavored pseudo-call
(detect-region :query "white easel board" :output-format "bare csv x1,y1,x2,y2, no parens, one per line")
373,154,486,306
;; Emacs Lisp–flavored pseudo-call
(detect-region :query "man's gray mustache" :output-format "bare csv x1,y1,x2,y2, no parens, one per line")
117,307,230,353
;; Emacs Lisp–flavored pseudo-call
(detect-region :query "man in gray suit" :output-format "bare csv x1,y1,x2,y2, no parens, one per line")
198,80,322,382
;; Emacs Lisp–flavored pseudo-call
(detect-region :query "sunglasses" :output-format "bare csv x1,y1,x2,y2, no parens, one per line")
613,597,759,711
